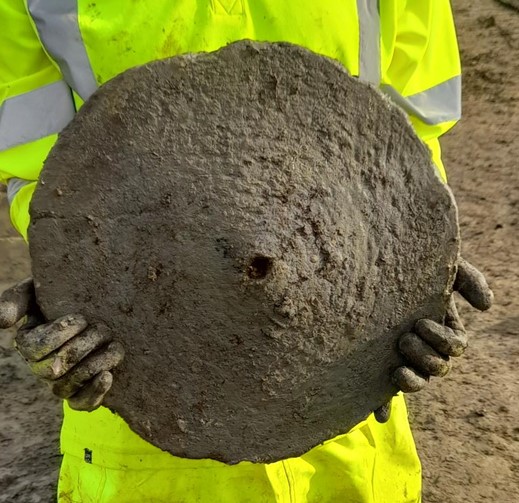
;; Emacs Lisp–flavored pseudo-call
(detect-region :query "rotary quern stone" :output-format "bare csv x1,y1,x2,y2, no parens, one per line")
29,41,459,463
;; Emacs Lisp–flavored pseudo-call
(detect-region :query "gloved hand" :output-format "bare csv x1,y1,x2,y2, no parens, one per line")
374,258,493,423
0,278,124,411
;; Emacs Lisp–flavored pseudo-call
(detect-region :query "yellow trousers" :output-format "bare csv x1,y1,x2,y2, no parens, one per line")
58,394,421,503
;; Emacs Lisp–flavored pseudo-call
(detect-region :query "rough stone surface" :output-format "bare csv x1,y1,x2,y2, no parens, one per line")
28,41,459,463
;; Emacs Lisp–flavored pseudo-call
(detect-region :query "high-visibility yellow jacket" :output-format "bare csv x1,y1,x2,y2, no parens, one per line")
0,1,461,502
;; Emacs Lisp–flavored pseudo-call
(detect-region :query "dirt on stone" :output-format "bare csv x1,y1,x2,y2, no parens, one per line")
0,0,518,500
29,41,458,464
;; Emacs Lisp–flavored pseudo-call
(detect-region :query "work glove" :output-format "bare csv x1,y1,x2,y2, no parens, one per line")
374,257,493,423
0,278,124,412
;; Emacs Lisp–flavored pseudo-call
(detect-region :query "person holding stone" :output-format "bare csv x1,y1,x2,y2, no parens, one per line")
0,1,492,501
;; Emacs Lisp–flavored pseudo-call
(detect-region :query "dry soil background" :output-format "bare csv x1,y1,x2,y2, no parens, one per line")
407,0,519,501
0,0,517,501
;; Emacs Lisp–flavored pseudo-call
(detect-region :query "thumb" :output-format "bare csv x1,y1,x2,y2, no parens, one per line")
454,258,493,311
0,278,35,328
374,400,392,423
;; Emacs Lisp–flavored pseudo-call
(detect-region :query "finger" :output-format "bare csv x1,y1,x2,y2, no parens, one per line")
415,319,468,357
29,325,112,380
0,278,34,328
19,307,46,333
51,342,124,399
392,366,428,393
67,371,114,412
374,400,392,423
15,314,87,362
454,258,493,311
399,333,451,377
444,295,465,333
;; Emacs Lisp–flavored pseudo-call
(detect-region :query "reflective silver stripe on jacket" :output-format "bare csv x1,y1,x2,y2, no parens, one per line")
0,80,75,151
381,76,461,125
357,0,381,84
7,178,33,205
27,0,98,101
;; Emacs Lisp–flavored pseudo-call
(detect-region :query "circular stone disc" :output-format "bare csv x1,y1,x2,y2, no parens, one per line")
29,41,459,464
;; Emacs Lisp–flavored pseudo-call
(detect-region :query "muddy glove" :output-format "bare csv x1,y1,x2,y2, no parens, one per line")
374,258,493,424
0,278,124,411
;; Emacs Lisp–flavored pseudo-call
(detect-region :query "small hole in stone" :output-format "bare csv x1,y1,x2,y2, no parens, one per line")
248,256,273,280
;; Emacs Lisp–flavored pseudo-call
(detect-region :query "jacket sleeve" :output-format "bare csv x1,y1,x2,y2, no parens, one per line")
380,0,461,182
0,0,75,238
